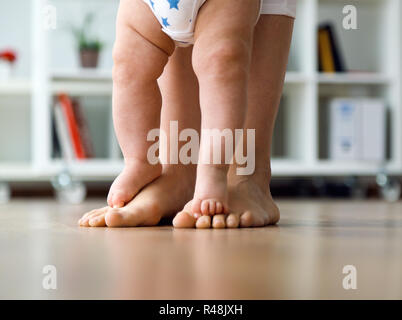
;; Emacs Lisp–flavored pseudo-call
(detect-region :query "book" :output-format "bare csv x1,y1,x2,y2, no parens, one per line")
318,27,336,73
329,98,385,162
71,99,95,158
57,93,86,159
318,23,346,73
51,111,61,158
53,101,75,161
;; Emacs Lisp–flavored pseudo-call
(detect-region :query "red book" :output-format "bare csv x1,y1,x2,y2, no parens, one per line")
58,93,86,159
72,99,95,158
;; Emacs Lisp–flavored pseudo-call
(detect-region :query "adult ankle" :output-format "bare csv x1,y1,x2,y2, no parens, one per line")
228,166,272,192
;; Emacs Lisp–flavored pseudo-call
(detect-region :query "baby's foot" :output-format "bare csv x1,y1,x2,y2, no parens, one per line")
191,165,229,218
174,200,226,229
107,158,162,208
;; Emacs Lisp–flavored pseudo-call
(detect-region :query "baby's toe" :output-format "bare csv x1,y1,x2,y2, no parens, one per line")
201,200,210,215
208,200,216,215
191,198,203,217
107,192,113,207
111,190,130,208
215,201,223,214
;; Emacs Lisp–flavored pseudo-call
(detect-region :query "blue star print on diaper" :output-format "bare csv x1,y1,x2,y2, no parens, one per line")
162,17,170,27
167,0,180,10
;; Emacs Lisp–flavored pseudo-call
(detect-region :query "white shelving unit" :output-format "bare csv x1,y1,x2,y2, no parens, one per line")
0,0,401,184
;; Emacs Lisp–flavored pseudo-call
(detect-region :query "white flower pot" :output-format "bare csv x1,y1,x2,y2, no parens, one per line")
0,61,12,81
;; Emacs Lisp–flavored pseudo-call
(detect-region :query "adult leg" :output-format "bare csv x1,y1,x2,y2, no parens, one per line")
175,15,294,228
224,14,294,228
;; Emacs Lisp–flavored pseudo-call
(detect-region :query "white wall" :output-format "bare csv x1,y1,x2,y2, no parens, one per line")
0,0,118,76
0,0,33,77
48,0,118,71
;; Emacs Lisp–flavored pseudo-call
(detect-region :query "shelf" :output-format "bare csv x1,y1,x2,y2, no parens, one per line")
50,69,113,95
271,159,400,176
0,79,31,95
284,72,310,84
51,80,112,96
50,72,311,95
1,158,400,181
51,68,112,81
48,159,123,179
317,73,393,85
0,163,34,180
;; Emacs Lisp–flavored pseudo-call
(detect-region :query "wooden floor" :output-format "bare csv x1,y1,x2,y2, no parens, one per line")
0,199,401,299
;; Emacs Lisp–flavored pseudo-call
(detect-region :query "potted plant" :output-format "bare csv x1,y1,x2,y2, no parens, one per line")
71,13,104,68
0,49,17,81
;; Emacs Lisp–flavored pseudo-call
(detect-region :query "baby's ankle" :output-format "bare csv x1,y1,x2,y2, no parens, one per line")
124,157,162,173
198,163,229,175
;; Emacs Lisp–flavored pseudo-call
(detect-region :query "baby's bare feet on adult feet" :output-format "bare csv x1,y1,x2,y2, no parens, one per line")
107,158,162,209
174,171,279,229
79,166,195,227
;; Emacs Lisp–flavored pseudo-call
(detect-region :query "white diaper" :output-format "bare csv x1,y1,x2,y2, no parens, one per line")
261,0,297,18
143,0,206,47
143,0,296,47
143,0,264,47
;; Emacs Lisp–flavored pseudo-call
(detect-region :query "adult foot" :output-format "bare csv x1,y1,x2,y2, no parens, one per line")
107,158,162,209
79,166,195,227
224,175,280,228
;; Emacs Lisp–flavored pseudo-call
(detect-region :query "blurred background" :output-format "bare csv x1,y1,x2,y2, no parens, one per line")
0,0,401,204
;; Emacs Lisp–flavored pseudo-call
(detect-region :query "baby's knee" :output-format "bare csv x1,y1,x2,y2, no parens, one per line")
112,39,167,85
193,38,250,81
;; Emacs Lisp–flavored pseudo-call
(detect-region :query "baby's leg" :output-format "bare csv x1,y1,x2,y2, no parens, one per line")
190,0,261,217
108,0,174,208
